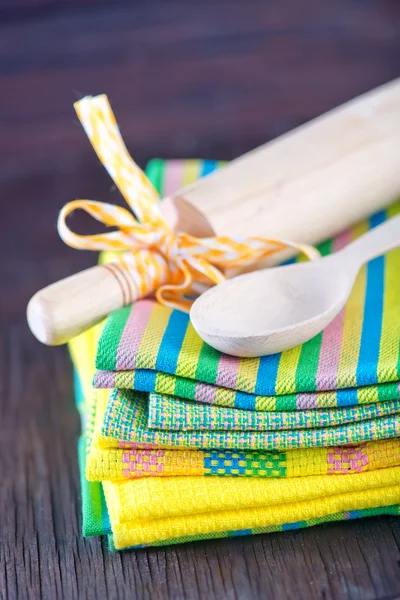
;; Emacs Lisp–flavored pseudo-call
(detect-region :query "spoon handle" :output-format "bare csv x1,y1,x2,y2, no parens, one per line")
340,213,400,268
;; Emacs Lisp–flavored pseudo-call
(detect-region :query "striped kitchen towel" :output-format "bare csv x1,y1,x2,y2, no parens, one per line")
147,393,400,431
96,388,400,451
94,186,400,412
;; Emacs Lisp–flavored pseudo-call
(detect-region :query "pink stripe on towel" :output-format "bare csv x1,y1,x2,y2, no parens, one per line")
195,382,217,405
164,160,184,196
116,299,154,370
316,229,352,391
216,354,240,389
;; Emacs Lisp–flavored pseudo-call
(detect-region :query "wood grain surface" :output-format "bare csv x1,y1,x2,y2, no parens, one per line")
1,2,400,598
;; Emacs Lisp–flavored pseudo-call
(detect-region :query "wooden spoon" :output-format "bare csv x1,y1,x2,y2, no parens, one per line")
190,214,400,358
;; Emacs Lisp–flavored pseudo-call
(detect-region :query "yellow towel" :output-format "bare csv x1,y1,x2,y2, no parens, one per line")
105,476,400,548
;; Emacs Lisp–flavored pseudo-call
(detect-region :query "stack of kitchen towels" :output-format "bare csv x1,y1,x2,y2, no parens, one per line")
70,159,400,550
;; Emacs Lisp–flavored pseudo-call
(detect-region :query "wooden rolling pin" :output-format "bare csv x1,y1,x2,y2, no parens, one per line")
28,78,400,345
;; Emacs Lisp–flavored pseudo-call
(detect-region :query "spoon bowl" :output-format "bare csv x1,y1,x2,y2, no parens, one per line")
190,214,400,357
190,257,354,357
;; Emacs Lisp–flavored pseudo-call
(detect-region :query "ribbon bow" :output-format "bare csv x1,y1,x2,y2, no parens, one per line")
58,95,320,312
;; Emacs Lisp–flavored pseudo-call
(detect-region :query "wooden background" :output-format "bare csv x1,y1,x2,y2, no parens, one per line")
1,1,400,598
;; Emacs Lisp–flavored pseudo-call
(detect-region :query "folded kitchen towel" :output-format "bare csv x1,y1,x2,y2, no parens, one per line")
94,194,400,411
95,388,400,451
147,393,400,431
87,405,400,482
103,466,400,549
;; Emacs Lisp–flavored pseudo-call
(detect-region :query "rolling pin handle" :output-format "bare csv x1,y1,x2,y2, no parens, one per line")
27,264,140,346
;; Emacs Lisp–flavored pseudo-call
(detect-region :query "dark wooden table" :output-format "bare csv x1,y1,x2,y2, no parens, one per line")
1,2,400,598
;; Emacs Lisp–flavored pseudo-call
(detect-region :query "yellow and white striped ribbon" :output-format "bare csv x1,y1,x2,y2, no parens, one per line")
58,95,320,312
